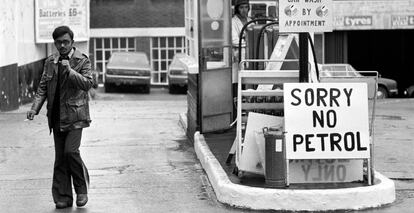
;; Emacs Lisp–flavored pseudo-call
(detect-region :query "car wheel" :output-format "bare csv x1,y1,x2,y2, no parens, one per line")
377,86,388,99
168,85,175,94
143,85,150,94
104,83,112,93
407,86,414,97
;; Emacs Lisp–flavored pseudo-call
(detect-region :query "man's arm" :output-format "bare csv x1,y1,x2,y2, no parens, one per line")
28,62,49,119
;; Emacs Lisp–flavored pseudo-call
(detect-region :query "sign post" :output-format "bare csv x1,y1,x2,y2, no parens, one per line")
35,0,89,43
299,33,308,82
279,0,333,82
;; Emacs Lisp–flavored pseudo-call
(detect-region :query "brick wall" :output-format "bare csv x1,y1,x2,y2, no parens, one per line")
91,0,184,28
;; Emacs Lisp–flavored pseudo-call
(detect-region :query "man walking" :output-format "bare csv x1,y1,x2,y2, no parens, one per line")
27,26,93,209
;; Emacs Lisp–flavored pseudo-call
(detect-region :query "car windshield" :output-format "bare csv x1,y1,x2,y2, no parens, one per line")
320,64,362,77
109,52,148,67
170,54,186,68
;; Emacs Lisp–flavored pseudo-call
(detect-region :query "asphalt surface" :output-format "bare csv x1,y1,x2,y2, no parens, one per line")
0,87,243,213
0,87,413,212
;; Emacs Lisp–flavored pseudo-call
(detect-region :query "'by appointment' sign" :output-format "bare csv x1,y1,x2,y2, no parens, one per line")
279,0,333,33
35,0,89,43
284,83,370,159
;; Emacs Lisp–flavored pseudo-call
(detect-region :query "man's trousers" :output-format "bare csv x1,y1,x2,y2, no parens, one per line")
52,128,89,204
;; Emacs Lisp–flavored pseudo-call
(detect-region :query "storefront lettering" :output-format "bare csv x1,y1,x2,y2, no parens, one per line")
344,16,372,26
391,15,414,27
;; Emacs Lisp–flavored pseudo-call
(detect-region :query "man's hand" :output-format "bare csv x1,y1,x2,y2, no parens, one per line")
26,110,36,120
60,60,71,71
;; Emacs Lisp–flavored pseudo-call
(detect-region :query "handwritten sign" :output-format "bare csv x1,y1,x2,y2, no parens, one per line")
279,0,333,32
284,83,370,159
35,0,89,43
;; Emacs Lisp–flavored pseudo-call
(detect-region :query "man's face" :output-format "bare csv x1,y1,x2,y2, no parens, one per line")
54,33,73,56
238,4,249,18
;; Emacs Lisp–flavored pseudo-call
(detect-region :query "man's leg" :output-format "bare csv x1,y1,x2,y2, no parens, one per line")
64,129,89,198
52,131,73,205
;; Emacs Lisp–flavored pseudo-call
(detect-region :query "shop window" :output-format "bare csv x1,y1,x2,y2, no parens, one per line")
104,38,110,48
112,38,118,48
96,38,102,48
153,50,158,59
128,38,134,48
90,37,137,83
150,36,186,85
120,38,126,48
96,50,102,60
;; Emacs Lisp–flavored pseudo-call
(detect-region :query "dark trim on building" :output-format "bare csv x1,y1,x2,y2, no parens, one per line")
0,59,45,112
324,31,348,63
0,63,19,111
19,59,45,105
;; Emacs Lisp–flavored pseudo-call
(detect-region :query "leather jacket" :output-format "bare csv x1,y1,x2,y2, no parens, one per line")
31,48,94,132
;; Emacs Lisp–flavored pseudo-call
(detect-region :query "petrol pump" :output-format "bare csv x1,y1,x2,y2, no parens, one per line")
186,0,375,187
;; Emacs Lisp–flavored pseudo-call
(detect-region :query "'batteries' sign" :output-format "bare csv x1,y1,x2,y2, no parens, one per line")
279,0,333,33
35,0,89,43
284,83,370,159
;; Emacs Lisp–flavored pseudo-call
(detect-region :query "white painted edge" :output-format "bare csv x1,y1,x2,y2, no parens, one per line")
194,131,396,211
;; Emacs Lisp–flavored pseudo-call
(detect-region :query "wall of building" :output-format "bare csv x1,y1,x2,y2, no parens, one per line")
0,0,92,111
0,0,18,110
1,1,26,110
0,0,48,111
90,0,184,28
17,0,48,106
89,0,186,85
324,0,414,95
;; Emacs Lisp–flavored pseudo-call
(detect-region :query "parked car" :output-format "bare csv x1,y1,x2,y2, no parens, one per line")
405,85,414,97
104,52,151,93
319,63,398,99
167,53,188,93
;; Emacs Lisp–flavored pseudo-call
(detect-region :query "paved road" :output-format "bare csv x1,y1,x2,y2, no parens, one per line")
1,87,413,212
0,87,243,213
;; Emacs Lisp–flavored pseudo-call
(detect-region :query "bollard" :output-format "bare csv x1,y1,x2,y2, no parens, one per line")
263,127,286,188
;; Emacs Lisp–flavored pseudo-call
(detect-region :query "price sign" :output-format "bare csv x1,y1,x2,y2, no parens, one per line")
35,0,89,43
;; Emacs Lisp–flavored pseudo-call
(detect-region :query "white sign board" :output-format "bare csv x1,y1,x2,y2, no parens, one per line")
35,0,89,43
284,83,370,159
289,159,363,183
238,113,283,175
279,0,333,33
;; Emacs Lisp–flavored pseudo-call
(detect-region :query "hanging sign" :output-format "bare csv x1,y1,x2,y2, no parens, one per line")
284,83,370,159
279,0,333,33
35,0,89,43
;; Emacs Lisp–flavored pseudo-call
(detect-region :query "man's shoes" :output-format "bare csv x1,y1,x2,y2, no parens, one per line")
76,194,88,207
55,201,72,209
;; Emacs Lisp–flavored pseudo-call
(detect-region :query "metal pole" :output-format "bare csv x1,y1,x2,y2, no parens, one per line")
299,33,309,82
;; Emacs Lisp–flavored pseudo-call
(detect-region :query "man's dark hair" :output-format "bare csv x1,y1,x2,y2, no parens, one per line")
52,26,74,40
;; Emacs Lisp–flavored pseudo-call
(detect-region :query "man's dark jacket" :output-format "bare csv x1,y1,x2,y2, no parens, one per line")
31,48,93,132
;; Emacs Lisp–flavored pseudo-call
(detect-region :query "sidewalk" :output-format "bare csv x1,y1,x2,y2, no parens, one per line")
182,98,414,211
